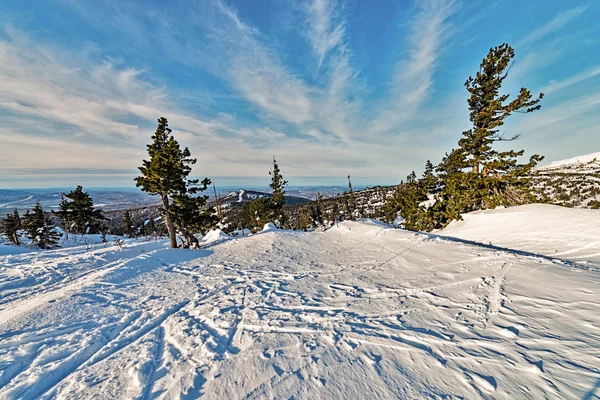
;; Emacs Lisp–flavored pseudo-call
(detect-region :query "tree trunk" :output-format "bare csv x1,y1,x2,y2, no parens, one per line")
161,194,177,248
472,157,479,174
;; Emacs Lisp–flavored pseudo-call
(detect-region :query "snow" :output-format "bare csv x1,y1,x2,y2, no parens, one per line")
262,222,278,232
540,151,600,170
202,229,230,244
440,204,600,264
0,205,599,399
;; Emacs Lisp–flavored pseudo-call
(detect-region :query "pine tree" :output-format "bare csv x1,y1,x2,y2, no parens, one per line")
241,197,272,232
312,192,324,227
23,201,61,249
269,158,288,226
459,43,543,175
347,175,357,220
135,117,211,248
298,207,312,231
2,209,21,245
123,209,135,238
169,179,218,247
53,186,104,234
330,195,340,225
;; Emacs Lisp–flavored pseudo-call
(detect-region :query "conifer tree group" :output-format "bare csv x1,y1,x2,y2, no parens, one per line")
0,42,551,250
1,204,61,249
23,201,61,249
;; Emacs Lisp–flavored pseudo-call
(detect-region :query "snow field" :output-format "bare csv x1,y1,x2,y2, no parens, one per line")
0,207,599,399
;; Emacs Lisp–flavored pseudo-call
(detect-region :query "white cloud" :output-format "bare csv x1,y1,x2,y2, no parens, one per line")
372,0,457,135
541,65,600,93
303,0,345,69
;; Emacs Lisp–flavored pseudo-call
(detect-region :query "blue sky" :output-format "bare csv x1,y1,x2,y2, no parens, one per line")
0,0,598,188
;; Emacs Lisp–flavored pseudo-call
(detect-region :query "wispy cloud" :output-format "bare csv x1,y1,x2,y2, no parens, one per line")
201,0,314,126
541,65,600,93
519,6,587,46
303,0,345,69
372,0,457,135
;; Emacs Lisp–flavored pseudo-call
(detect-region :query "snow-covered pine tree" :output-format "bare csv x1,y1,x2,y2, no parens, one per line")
136,117,212,248
53,186,104,235
23,201,61,249
2,209,21,245
269,157,288,226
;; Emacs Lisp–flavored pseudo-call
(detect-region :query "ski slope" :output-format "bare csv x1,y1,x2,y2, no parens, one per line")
1,207,599,399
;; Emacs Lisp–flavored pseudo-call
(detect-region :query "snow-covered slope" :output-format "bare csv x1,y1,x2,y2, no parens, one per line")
0,208,599,399
440,204,600,264
533,151,600,208
539,151,600,172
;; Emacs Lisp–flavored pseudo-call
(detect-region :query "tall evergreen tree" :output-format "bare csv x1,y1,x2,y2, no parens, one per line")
135,117,211,248
2,209,21,245
388,44,545,232
53,186,104,234
269,158,288,226
346,175,357,220
459,43,543,175
23,202,61,249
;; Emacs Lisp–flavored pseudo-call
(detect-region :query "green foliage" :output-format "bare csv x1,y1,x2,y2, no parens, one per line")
169,178,219,245
2,209,21,245
135,117,212,248
459,43,543,174
589,200,600,209
345,175,357,220
240,197,273,232
312,192,324,227
269,158,288,225
122,210,135,238
23,201,61,249
385,44,544,232
53,186,104,234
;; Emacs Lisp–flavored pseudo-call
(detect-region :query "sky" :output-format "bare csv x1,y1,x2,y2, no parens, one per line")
0,0,598,188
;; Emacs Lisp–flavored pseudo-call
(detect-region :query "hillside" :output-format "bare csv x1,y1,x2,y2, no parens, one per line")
0,206,599,398
533,151,600,208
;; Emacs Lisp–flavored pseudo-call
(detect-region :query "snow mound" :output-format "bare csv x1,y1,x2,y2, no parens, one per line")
440,204,600,263
202,229,230,243
262,222,278,232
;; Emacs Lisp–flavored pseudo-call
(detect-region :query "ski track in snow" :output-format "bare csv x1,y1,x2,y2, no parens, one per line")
1,208,600,399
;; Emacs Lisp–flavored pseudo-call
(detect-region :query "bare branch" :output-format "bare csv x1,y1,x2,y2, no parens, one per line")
492,132,521,142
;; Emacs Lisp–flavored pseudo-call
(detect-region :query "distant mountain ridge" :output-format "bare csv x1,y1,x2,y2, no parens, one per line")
217,189,311,207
